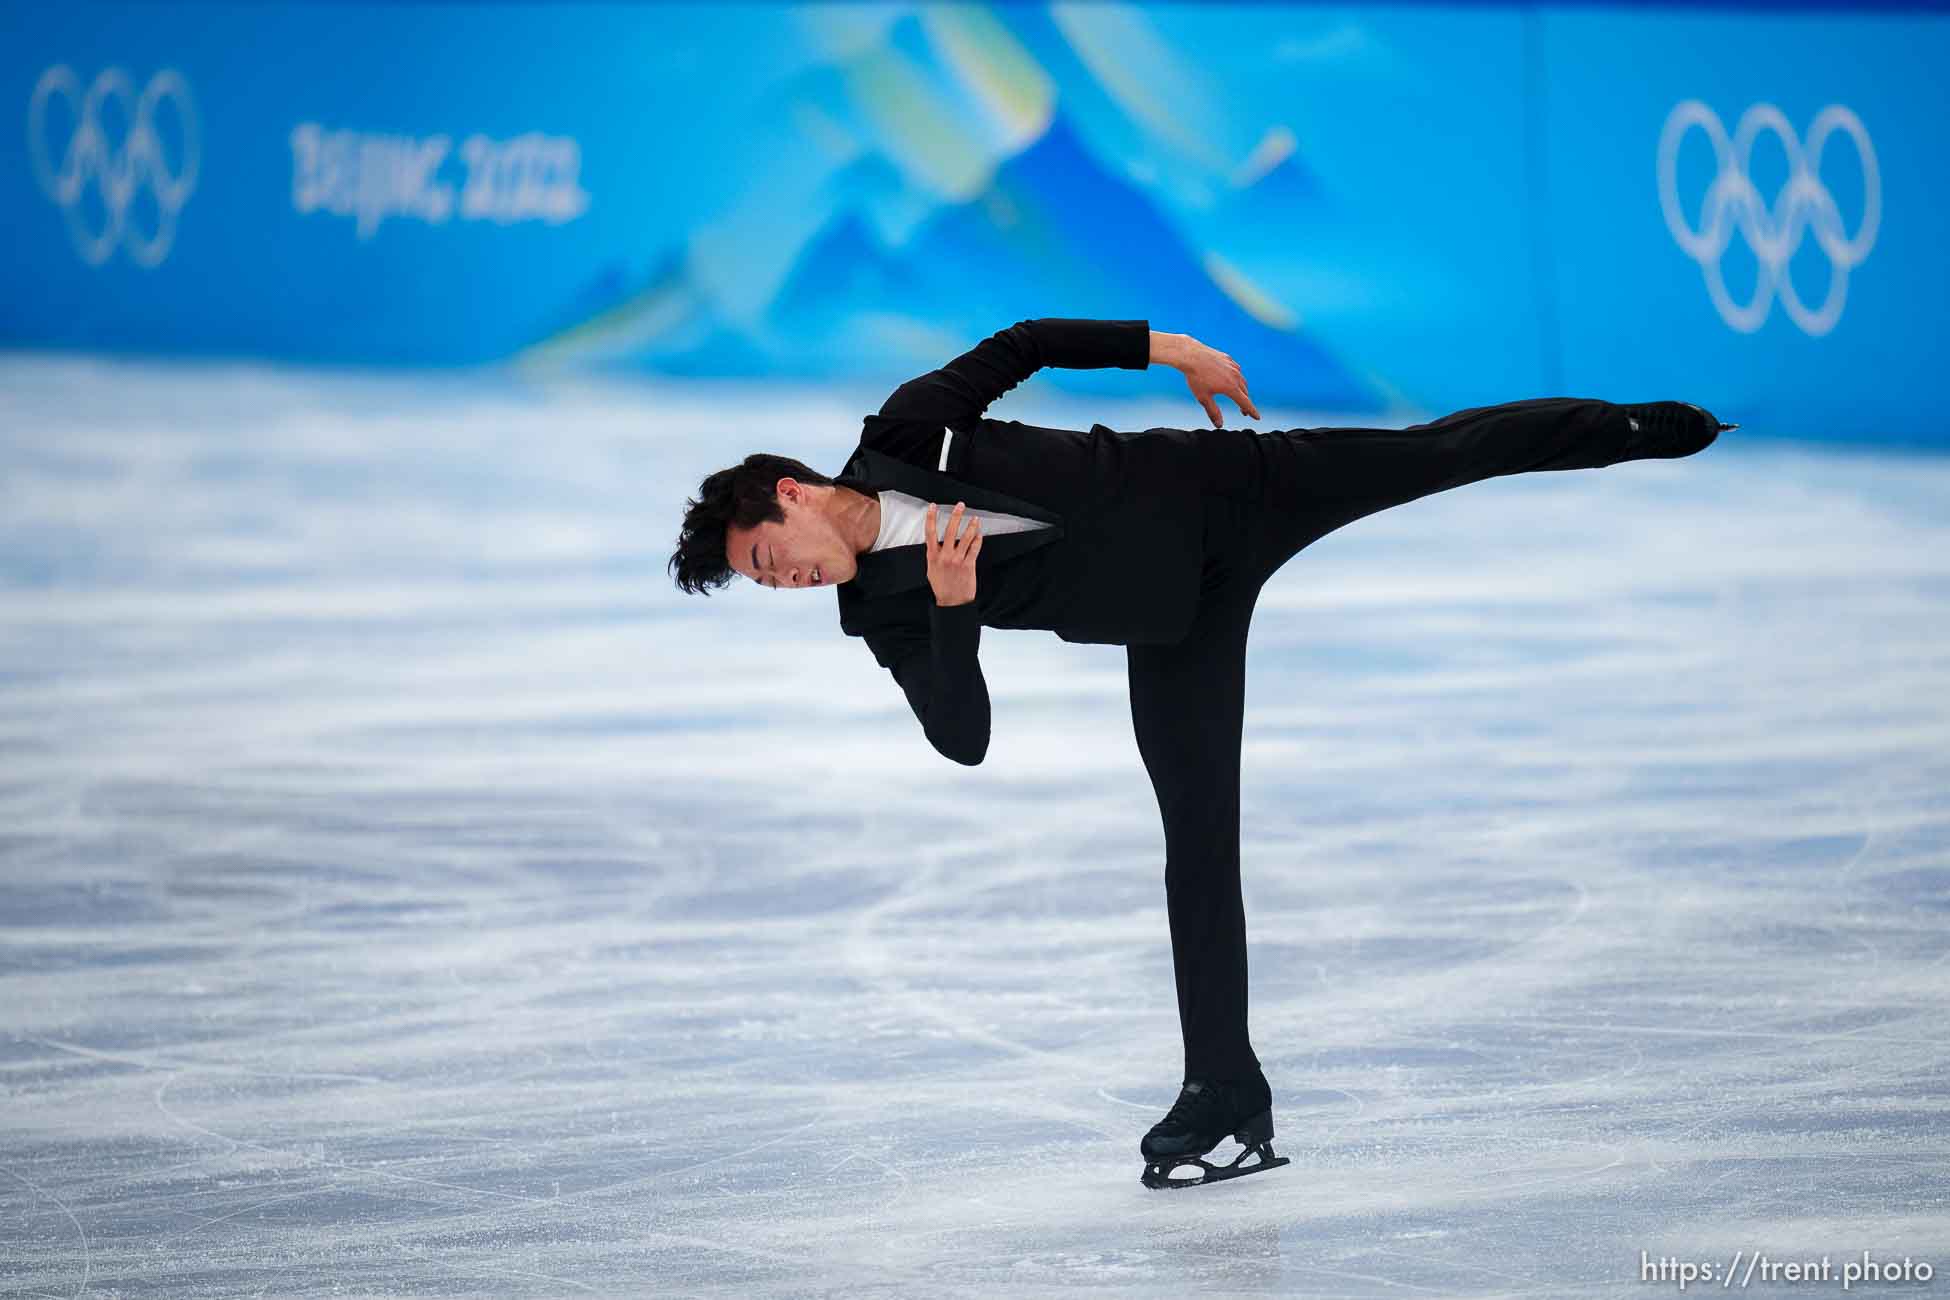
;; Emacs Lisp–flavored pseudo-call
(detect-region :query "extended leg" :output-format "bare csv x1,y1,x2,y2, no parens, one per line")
1234,396,1647,584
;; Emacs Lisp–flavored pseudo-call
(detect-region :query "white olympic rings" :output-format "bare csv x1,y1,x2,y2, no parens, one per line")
28,64,201,268
1658,99,1878,337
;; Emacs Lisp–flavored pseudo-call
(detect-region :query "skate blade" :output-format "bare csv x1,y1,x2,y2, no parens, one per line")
1141,1142,1291,1190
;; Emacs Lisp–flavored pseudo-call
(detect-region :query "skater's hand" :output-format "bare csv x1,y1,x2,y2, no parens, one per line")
1175,336,1260,428
925,501,982,607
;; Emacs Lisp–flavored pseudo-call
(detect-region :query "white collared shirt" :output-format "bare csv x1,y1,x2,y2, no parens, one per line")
870,486,1053,553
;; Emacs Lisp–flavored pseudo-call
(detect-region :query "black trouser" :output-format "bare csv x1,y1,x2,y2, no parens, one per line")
1125,397,1644,1081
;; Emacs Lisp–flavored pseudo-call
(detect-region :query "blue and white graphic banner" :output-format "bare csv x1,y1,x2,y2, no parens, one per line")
4,3,1944,444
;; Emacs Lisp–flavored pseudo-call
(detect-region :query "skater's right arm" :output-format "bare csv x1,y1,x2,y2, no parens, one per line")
866,604,990,766
875,318,1150,433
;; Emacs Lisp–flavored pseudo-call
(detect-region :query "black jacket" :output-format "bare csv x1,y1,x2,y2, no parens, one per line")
832,317,1210,766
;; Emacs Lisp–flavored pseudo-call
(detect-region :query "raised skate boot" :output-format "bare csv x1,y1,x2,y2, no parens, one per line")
1617,401,1738,460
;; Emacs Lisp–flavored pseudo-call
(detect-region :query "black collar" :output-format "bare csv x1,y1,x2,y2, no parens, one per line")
838,444,1065,598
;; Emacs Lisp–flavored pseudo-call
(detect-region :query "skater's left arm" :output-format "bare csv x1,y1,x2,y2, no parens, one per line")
873,318,1151,432
864,605,991,767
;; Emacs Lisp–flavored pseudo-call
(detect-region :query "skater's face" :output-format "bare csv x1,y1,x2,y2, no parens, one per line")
725,478,858,591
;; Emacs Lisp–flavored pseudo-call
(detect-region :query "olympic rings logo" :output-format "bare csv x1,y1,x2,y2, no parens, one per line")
27,65,201,268
1658,99,1878,337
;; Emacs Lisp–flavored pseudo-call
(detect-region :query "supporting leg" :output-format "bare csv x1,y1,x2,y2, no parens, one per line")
1126,553,1264,1081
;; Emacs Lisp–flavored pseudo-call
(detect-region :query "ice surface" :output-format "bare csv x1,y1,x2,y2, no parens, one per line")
1,353,1947,1297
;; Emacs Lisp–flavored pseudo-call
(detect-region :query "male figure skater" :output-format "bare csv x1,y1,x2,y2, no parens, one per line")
668,317,1732,1189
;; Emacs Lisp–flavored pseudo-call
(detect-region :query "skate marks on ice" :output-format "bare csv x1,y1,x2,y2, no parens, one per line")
3,356,1950,1295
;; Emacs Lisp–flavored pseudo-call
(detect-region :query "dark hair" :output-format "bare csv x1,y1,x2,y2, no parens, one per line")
669,453,842,595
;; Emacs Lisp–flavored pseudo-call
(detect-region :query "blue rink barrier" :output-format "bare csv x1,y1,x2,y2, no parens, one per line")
3,2,1944,446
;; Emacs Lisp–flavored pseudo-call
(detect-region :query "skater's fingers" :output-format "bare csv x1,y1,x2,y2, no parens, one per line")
931,501,966,546
1227,369,1258,421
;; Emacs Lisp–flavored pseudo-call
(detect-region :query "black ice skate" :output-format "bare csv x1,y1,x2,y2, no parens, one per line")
1139,1075,1291,1190
1618,401,1738,460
